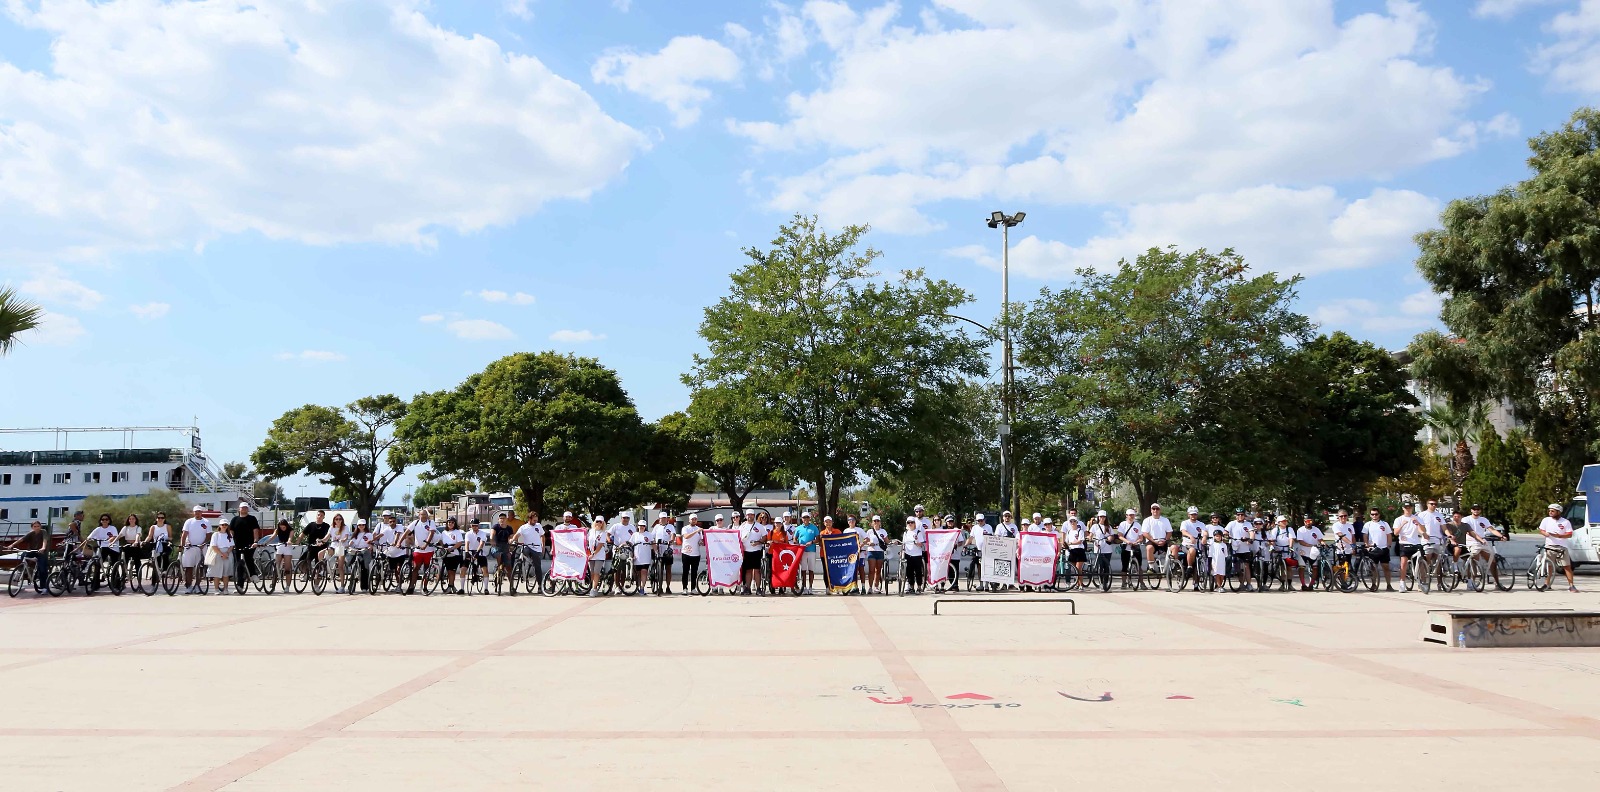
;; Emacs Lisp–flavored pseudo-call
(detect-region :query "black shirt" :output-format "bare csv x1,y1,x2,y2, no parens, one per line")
493,524,514,544
303,521,330,547
232,514,261,545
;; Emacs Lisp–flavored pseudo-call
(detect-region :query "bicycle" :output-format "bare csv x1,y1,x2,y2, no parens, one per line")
1483,537,1517,592
1323,543,1358,592
6,552,54,597
1433,544,1463,592
1526,544,1569,592
1406,545,1434,594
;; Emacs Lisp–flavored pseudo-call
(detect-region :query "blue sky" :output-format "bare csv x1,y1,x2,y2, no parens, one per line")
2,0,1597,498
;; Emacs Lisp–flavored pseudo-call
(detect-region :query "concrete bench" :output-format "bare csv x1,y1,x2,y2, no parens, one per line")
1422,609,1600,648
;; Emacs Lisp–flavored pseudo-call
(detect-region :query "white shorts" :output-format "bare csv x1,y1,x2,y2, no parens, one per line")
804,550,822,573
1299,547,1321,561
181,547,204,568
329,543,347,558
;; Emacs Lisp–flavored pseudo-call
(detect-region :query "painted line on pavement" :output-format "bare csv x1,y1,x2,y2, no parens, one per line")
846,597,1006,792
0,726,1558,741
168,597,601,792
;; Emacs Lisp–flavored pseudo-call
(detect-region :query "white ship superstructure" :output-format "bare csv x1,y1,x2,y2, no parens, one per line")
0,426,250,529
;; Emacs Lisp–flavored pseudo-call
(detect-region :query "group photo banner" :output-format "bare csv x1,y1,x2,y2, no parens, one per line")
703,529,743,589
821,534,859,593
925,529,960,586
769,542,802,590
549,527,589,581
1018,531,1059,587
980,534,1018,585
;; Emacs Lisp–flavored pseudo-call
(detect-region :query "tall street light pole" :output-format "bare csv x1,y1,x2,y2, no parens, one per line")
987,210,1025,520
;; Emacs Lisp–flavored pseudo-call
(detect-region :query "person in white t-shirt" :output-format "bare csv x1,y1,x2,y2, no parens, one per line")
1362,507,1395,591
437,518,466,592
464,521,489,588
1294,516,1323,590
1141,504,1173,570
1416,499,1445,547
1392,502,1427,592
650,516,677,594
1329,510,1356,553
739,514,767,594
512,519,544,583
117,514,146,566
1115,508,1142,586
85,513,121,565
902,516,927,593
180,506,211,592
1179,507,1206,574
995,511,1018,538
1221,513,1254,591
587,517,610,597
1537,504,1579,592
205,521,235,592
627,526,652,595
679,515,703,593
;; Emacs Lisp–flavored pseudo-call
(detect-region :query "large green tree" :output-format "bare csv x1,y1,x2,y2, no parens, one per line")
1264,332,1423,512
399,352,647,520
413,476,476,510
0,286,43,355
1461,428,1530,528
1513,443,1571,532
659,384,787,513
1408,107,1600,476
251,395,411,522
1015,246,1310,510
883,381,1002,520
75,489,188,533
688,215,987,517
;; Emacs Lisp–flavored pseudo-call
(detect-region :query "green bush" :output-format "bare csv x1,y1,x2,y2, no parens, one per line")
74,489,190,533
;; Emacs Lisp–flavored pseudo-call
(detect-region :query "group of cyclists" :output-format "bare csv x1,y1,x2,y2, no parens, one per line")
5,496,1583,597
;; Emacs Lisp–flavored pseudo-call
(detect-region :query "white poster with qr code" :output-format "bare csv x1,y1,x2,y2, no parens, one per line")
980,534,1018,585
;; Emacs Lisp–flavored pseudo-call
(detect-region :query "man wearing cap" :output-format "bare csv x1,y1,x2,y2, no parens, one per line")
738,511,767,594
1180,507,1206,578
1141,504,1172,571
180,505,211,593
1294,516,1324,589
232,502,261,584
996,510,1018,538
1537,503,1579,592
902,515,926,593
912,505,933,534
1362,507,1394,591
1115,508,1142,585
679,515,703,593
586,517,610,596
793,512,820,593
1392,501,1426,592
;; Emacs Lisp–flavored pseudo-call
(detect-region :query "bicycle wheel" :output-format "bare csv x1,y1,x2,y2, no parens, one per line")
291,559,309,593
1165,561,1184,592
1436,558,1460,592
1527,553,1551,592
1490,554,1517,592
7,564,29,597
309,559,327,595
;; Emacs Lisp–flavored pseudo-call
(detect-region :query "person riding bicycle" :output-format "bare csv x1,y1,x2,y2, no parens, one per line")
1115,508,1142,585
608,513,637,592
1141,504,1173,570
376,512,408,581
301,511,332,576
439,517,466,592
1444,509,1471,564
323,513,351,582
348,520,373,591
403,510,439,594
6,520,51,591
1456,507,1504,592
512,516,544,583
1220,512,1254,591
1294,515,1323,590
586,516,610,597
679,514,703,594
1537,503,1580,593
650,515,677,594
86,513,121,567
231,503,261,583
1392,501,1426,592
1063,514,1088,583
117,513,147,567
492,512,516,578
1362,507,1395,591
1179,507,1205,577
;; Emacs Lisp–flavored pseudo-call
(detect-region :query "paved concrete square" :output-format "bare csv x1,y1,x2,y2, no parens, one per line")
3,586,1598,791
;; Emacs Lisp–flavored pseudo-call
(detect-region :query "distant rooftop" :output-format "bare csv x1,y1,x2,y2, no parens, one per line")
0,448,182,466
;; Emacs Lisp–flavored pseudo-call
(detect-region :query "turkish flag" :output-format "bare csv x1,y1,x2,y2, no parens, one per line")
769,542,803,590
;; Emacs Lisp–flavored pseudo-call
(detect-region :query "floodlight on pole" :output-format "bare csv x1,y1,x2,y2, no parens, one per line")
988,210,1025,519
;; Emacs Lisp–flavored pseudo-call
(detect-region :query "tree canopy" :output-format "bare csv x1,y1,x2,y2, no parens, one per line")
688,214,987,517
1016,246,1311,510
251,395,411,521
400,352,654,520
1408,106,1600,476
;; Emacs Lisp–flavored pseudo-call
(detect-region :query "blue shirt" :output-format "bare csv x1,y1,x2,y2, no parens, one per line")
794,523,820,549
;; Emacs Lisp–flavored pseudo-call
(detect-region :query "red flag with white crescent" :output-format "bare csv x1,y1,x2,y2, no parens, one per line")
770,542,803,589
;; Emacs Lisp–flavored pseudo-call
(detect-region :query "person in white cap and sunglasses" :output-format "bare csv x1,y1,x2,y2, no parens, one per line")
1115,508,1143,585
1538,503,1579,592
1142,503,1172,571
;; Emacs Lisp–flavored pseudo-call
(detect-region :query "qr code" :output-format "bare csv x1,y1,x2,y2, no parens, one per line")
993,560,1013,576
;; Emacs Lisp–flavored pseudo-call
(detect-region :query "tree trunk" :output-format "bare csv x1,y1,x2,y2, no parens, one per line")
826,476,843,522
520,480,548,522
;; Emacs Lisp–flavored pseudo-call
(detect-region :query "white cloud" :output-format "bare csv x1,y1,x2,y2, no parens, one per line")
1534,0,1600,94
731,1,1490,234
26,312,87,346
1473,0,1561,19
275,349,347,362
18,266,103,310
447,319,515,341
593,35,742,127
1310,288,1442,335
613,0,633,11
549,329,606,343
946,186,1440,279
468,289,535,305
504,0,534,21
128,302,170,320
0,0,647,262
418,313,444,323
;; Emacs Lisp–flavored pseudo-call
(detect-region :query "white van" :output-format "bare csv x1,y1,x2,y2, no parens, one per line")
1565,464,1600,567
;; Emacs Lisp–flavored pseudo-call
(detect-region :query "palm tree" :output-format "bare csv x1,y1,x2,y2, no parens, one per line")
0,287,44,355
1420,401,1487,486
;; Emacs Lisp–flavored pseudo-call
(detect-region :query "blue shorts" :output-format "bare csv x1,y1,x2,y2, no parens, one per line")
867,551,884,560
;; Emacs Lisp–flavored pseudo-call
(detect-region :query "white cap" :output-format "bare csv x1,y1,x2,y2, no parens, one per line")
1125,508,1137,515
356,519,367,525
1096,510,1107,517
1042,517,1054,525
974,513,984,521
562,511,573,518
1150,503,1162,509
192,504,204,511
914,504,925,511
1187,506,1199,514
1031,512,1042,520
781,511,791,518
744,509,755,516
714,515,725,521
1548,503,1563,511
905,516,916,524
1276,515,1289,523
218,517,231,525
1021,519,1031,526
